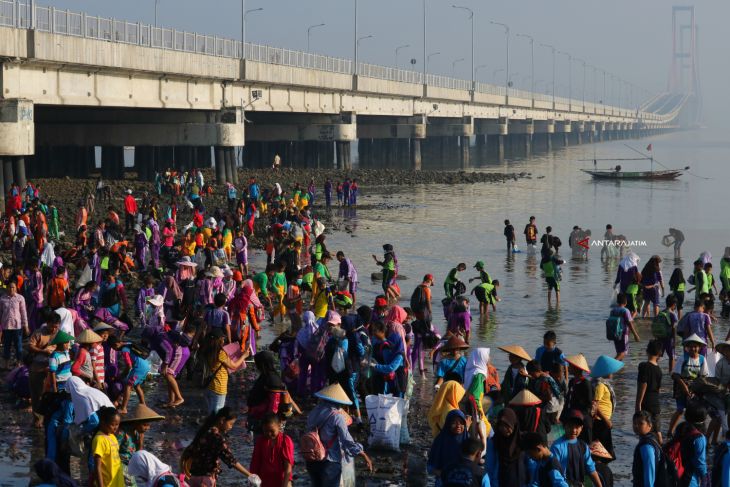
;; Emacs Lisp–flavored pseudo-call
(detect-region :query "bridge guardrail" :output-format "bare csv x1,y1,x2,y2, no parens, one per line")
0,0,665,121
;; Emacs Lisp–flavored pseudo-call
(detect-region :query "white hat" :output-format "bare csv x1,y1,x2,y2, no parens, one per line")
206,266,223,278
146,294,164,307
176,256,198,268
683,333,707,346
126,189,132,194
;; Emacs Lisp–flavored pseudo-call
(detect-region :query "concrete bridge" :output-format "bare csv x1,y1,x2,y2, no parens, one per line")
0,1,688,190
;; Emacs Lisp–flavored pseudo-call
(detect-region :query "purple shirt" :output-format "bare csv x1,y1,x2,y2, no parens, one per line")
615,266,638,292
678,311,712,343
338,258,358,283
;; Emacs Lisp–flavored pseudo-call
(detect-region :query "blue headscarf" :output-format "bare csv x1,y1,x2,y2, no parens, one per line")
427,409,469,473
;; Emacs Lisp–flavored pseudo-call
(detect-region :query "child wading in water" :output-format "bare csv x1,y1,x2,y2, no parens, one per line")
540,250,564,307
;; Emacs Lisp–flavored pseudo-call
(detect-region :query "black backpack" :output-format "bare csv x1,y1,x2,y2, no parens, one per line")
410,285,427,312
638,436,679,487
441,458,483,487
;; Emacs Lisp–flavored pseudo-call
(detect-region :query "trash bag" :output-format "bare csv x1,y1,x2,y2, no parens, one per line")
366,394,405,451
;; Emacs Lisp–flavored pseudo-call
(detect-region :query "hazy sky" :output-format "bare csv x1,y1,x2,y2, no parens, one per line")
40,0,726,125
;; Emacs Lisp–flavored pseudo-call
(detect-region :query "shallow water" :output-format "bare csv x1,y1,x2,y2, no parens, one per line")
4,128,728,486
321,128,730,485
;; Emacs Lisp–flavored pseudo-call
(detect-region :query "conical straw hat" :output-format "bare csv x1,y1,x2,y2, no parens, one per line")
121,404,165,423
589,440,612,460
498,345,532,362
509,389,542,406
442,335,469,351
76,329,103,344
566,353,591,373
313,383,353,406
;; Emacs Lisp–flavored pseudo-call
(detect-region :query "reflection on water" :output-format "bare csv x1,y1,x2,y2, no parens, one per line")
327,129,730,484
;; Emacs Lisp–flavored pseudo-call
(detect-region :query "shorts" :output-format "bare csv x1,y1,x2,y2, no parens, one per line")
676,397,687,412
674,291,685,311
659,337,675,359
474,287,493,305
546,277,560,291
236,251,248,266
643,286,660,306
166,347,191,378
348,281,358,295
126,364,150,387
613,335,628,354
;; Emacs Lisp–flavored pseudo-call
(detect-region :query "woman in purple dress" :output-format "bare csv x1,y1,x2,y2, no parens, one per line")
640,255,665,318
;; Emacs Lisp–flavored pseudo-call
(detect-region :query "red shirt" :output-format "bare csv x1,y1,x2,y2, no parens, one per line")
124,195,138,215
250,433,294,486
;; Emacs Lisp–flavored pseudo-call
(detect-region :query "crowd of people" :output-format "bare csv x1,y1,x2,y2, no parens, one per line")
1,170,730,487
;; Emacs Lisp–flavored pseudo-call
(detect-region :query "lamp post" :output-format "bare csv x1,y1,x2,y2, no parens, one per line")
356,35,374,74
475,64,487,81
516,33,534,101
452,5,474,89
154,0,160,27
540,43,556,106
576,57,586,109
242,6,263,58
558,50,572,103
452,57,465,77
306,23,325,53
427,51,441,72
490,21,510,92
422,0,427,83
395,44,410,68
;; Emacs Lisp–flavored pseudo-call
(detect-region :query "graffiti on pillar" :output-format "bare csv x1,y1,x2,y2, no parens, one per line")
317,126,335,141
19,106,34,122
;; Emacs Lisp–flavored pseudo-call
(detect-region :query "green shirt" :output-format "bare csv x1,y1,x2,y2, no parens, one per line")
271,272,287,290
479,270,492,284
253,272,269,296
314,262,331,281
541,260,556,278
302,272,314,286
445,268,459,284
695,270,709,294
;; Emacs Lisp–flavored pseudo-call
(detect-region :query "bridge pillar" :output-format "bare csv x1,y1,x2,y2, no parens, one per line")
459,136,470,169
214,147,226,184
397,139,411,168
487,135,505,161
3,158,14,192
411,139,422,171
12,157,27,188
0,161,4,207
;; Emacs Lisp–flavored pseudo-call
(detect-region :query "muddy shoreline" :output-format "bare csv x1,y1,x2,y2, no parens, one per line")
0,168,528,486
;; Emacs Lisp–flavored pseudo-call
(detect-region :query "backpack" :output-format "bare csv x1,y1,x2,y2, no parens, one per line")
306,325,329,362
130,342,151,360
300,412,336,462
410,285,427,312
712,442,730,487
442,458,482,487
664,424,702,481
605,313,624,341
652,311,673,339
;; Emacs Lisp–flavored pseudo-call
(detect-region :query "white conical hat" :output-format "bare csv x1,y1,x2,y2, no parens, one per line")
683,333,707,346
313,383,352,406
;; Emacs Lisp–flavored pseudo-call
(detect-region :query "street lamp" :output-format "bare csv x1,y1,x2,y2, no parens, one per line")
489,21,510,92
306,23,325,53
426,51,441,72
452,5,474,89
540,43,556,106
452,57,465,77
154,0,160,27
516,33,535,101
242,6,263,58
395,44,410,68
475,64,487,81
422,0,427,83
576,57,587,108
356,35,374,73
557,50,572,103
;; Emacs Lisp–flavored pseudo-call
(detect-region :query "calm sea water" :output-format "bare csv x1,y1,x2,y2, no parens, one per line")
322,128,730,485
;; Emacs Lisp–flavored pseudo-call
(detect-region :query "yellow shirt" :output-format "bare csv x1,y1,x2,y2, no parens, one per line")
202,228,213,246
594,381,614,421
91,432,124,487
313,291,330,319
209,350,233,395
182,240,196,257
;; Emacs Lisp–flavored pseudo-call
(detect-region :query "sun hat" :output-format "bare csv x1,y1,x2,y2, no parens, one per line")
683,333,707,346
565,353,591,373
314,383,353,406
509,389,542,406
121,404,165,423
126,189,132,194
591,355,624,378
76,329,103,344
50,331,74,345
564,409,585,424
589,441,612,460
146,295,164,307
325,310,342,326
92,322,115,333
176,256,197,268
424,274,434,284
222,267,233,277
498,345,532,362
442,335,470,352
374,297,387,308
232,270,243,282
206,266,224,278
474,261,485,269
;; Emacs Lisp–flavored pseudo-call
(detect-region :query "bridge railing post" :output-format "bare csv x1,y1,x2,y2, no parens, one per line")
49,6,54,32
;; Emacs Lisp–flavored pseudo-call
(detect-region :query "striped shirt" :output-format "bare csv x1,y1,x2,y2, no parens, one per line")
90,343,106,384
49,350,72,389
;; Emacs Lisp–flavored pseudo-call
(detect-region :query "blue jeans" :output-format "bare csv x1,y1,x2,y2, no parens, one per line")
306,460,342,487
3,329,22,361
204,390,226,415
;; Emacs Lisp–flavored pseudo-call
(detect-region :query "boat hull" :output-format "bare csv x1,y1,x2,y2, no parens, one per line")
581,169,682,180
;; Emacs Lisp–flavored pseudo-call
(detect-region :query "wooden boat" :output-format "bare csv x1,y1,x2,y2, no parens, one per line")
581,168,684,180
580,145,687,181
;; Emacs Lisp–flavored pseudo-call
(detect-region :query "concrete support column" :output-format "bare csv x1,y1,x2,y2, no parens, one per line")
410,139,422,171
534,133,551,152
0,160,4,207
223,147,234,183
487,135,504,161
460,136,470,168
3,158,14,192
474,135,487,163
13,157,26,188
336,141,346,169
214,146,226,184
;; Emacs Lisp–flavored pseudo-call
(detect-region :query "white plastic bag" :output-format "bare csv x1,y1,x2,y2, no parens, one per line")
148,351,162,376
366,394,405,451
707,350,722,377
331,347,346,373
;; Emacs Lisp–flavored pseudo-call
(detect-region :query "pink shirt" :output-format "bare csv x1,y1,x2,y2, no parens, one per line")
162,227,175,247
0,293,28,331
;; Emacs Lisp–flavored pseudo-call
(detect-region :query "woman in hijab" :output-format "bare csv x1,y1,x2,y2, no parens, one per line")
464,348,494,452
65,376,114,428
370,321,407,397
229,278,262,351
385,305,410,368
486,407,526,487
427,409,470,486
128,450,180,487
247,351,299,434
427,380,465,436
614,252,640,293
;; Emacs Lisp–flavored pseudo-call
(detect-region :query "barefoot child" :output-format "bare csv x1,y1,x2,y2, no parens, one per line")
109,336,151,414
250,413,294,487
635,340,664,443
540,251,564,307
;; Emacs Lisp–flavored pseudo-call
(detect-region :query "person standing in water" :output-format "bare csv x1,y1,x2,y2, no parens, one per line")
524,216,538,250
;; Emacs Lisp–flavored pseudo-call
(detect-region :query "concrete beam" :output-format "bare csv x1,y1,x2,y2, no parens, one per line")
0,99,34,156
357,123,426,139
36,122,244,147
555,121,572,133
534,120,555,134
426,116,474,137
479,117,509,136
